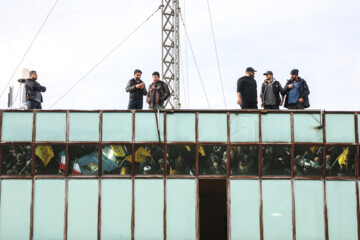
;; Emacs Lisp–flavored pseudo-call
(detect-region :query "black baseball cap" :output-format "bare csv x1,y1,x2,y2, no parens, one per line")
290,69,299,75
263,71,273,76
246,67,257,72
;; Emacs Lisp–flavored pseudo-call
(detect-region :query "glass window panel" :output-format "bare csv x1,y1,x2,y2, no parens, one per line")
33,180,65,240
69,145,99,175
68,180,98,240
261,114,291,142
101,179,132,240
2,112,33,141
231,145,258,176
35,145,65,175
294,113,323,142
326,114,355,143
135,145,164,175
134,179,164,240
167,145,195,175
262,146,291,176
167,179,196,240
69,112,99,141
198,113,227,142
327,181,357,240
1,145,32,175
0,180,32,240
102,112,132,142
294,146,323,176
36,112,66,141
294,180,325,240
167,113,195,142
230,113,259,142
135,112,164,142
262,180,292,240
230,180,260,240
199,145,227,175
102,145,132,175
326,146,355,177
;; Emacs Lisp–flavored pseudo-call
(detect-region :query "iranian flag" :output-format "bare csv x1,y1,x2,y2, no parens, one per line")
72,159,82,175
59,151,66,170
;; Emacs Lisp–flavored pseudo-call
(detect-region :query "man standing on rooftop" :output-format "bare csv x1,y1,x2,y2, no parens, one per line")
25,70,46,109
282,69,310,109
125,69,147,110
260,71,284,110
146,71,170,110
237,67,258,109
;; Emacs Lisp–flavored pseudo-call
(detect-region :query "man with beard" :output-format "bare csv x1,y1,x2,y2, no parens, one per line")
282,69,310,109
25,70,46,109
260,71,284,109
125,69,147,109
237,67,258,109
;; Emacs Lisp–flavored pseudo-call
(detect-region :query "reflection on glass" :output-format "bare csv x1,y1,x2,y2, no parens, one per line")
102,145,132,175
134,145,164,175
294,146,323,176
231,146,258,176
35,145,65,175
167,145,195,175
69,145,99,175
326,146,355,177
199,145,227,175
1,145,32,175
262,146,291,176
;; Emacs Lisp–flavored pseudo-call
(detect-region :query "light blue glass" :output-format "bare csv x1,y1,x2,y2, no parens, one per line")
2,112,33,141
135,112,164,142
167,179,196,240
230,113,259,142
36,112,66,141
326,114,355,143
101,179,132,240
262,114,291,142
198,113,227,142
167,113,195,142
262,180,292,240
294,180,325,240
0,180,32,240
69,112,99,141
135,179,163,240
33,180,65,240
102,113,132,142
294,114,323,142
68,180,98,240
327,181,357,240
230,180,260,240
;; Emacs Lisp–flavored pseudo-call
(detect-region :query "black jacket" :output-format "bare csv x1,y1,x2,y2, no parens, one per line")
237,76,257,103
25,78,46,102
260,79,283,106
125,78,147,100
282,77,310,108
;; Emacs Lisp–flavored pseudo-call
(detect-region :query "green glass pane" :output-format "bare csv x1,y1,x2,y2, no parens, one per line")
327,181,357,240
36,112,66,141
198,113,227,142
101,179,132,240
167,113,195,142
262,180,292,240
294,114,323,142
0,180,32,240
167,179,196,240
134,179,163,240
68,180,98,240
261,114,291,142
326,114,355,143
230,113,259,142
294,180,325,240
2,112,33,141
230,180,260,240
135,112,164,142
102,113,132,142
69,113,99,141
33,180,65,240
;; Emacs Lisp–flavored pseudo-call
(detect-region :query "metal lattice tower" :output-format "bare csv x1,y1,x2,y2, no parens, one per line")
161,0,180,109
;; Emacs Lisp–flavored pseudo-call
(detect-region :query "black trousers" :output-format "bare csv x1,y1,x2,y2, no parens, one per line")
287,102,304,109
241,102,258,109
264,105,279,110
128,99,143,110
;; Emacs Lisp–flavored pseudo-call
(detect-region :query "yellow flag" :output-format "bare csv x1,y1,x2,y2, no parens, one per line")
337,147,349,170
170,166,175,175
199,146,205,156
124,147,153,163
120,167,126,175
185,145,191,151
111,145,126,157
310,146,319,154
36,145,54,167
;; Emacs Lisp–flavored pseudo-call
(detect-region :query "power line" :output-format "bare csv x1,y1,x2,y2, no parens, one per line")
0,0,60,100
49,5,162,109
206,0,227,109
183,0,190,108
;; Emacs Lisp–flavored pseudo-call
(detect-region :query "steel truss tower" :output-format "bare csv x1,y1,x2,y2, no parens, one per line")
161,0,180,109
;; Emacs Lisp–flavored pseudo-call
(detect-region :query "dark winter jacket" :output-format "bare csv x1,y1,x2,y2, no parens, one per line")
282,77,310,108
25,78,46,102
237,76,257,103
146,80,170,108
260,79,283,106
125,78,147,100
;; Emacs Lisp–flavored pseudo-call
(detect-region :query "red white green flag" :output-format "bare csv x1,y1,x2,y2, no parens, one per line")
72,159,82,175
59,150,66,170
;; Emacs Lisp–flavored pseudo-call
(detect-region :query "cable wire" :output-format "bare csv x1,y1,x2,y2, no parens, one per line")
0,0,60,100
49,5,162,109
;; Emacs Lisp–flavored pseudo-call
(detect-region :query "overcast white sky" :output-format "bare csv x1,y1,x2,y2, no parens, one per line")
0,0,359,110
